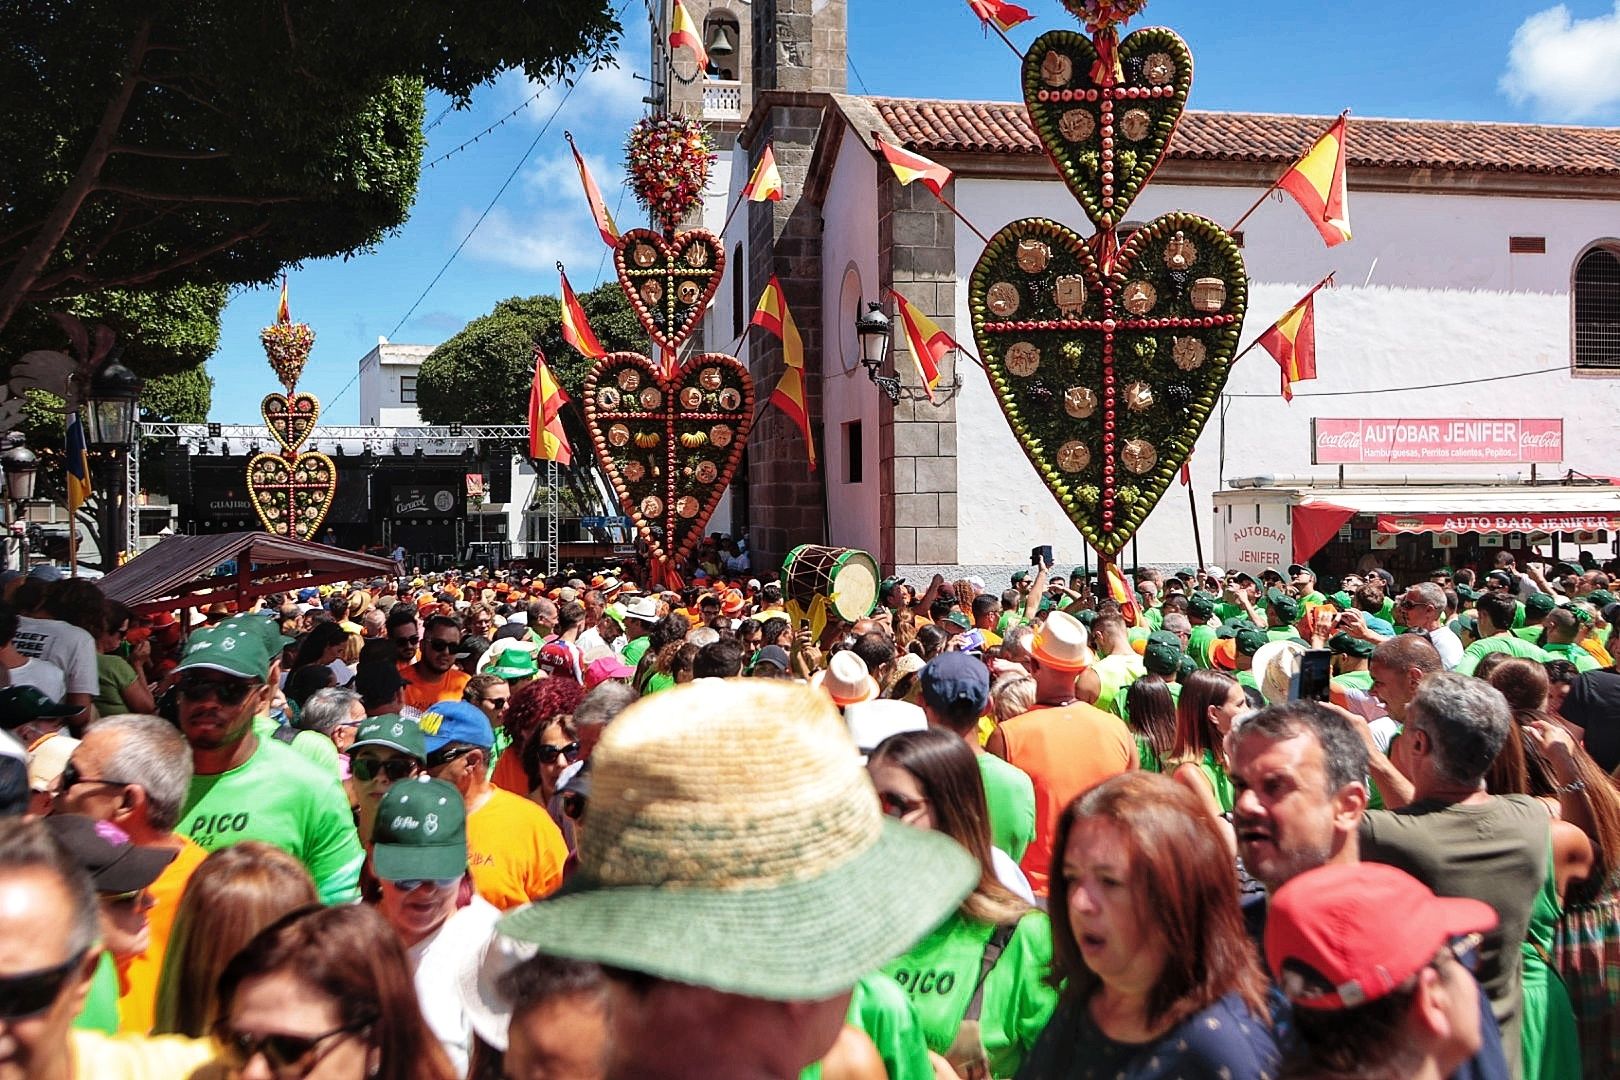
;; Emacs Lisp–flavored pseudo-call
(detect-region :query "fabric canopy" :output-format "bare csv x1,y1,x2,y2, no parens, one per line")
1291,500,1358,565
100,532,399,617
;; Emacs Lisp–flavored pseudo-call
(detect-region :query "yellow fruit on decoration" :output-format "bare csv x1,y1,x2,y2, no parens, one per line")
635,432,661,448
680,432,709,448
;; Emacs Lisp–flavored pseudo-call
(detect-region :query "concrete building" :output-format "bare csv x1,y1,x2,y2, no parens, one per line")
357,339,435,426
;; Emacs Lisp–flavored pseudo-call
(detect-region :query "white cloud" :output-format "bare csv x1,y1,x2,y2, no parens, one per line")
1501,2,1620,119
499,50,648,130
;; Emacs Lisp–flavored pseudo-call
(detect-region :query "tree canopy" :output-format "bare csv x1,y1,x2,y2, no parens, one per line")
416,283,644,425
0,1,621,336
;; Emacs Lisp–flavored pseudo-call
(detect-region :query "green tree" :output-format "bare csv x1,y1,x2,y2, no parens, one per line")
0,1,621,335
0,281,226,382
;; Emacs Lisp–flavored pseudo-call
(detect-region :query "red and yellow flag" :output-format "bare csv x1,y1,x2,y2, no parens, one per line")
875,136,952,197
1257,290,1320,402
1278,115,1351,248
528,347,572,465
669,1,708,69
568,135,619,248
888,289,955,403
752,278,814,470
1103,562,1139,625
558,268,606,360
968,0,1033,32
275,276,290,324
743,144,784,203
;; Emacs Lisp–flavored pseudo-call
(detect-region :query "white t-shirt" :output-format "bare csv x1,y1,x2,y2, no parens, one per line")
407,894,502,1076
1424,626,1465,671
12,616,97,696
8,657,67,701
991,846,1036,904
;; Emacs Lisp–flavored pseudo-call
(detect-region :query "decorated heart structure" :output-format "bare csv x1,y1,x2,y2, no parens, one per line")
246,450,337,541
1023,27,1191,231
259,322,316,395
584,352,755,567
261,393,320,455
614,228,725,353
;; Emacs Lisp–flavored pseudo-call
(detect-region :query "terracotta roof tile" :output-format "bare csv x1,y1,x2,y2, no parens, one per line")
870,98,1620,176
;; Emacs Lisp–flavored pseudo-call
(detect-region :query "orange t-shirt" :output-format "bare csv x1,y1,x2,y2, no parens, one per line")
400,665,470,714
465,788,567,910
998,701,1134,897
490,749,532,798
116,836,209,1034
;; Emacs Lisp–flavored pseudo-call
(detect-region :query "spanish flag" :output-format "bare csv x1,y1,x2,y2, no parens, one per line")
1277,114,1351,248
1257,289,1320,402
275,276,290,324
1103,562,1139,625
528,347,572,464
669,0,708,69
752,279,815,471
967,0,1033,32
888,289,955,403
568,134,619,248
743,144,784,203
875,136,952,197
66,412,91,514
558,268,606,360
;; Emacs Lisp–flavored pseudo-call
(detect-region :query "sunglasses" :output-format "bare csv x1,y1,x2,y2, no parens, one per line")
383,877,460,892
425,638,462,653
176,675,257,705
214,1018,372,1076
391,635,420,648
427,745,476,770
878,791,927,818
479,697,509,710
58,760,132,794
538,741,579,764
0,950,86,1020
350,756,421,783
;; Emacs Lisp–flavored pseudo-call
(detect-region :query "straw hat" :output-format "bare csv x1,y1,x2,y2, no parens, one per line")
497,680,977,1000
1030,610,1094,671
1253,639,1306,705
812,650,879,707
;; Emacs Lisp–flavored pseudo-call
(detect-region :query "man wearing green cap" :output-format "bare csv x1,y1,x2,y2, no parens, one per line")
173,624,364,904
350,714,427,845
1185,593,1220,669
1541,608,1601,673
1512,592,1556,645
1328,632,1376,694
1262,589,1307,644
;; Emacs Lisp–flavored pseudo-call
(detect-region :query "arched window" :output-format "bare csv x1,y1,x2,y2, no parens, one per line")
1574,244,1620,371
731,243,745,339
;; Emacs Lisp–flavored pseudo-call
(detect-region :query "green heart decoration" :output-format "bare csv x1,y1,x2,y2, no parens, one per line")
969,211,1246,556
1022,27,1192,230
260,392,320,454
583,351,755,567
613,228,726,354
246,450,338,541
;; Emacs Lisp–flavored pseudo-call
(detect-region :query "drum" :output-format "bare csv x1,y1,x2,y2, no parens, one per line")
780,545,880,622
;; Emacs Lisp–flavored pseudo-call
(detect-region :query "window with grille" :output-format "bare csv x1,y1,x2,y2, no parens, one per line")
1575,246,1620,371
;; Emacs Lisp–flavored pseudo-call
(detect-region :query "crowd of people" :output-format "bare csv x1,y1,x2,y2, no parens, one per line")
2,543,1620,1079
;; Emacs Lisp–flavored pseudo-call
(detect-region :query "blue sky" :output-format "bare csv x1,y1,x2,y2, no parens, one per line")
206,0,1620,423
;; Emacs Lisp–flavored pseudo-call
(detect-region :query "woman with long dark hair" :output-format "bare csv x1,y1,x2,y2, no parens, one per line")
868,728,1056,1077
1123,677,1176,774
288,622,350,674
1169,668,1245,846
634,613,690,695
1020,772,1276,1078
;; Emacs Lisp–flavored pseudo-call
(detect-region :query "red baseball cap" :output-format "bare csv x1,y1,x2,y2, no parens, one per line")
1265,862,1497,1011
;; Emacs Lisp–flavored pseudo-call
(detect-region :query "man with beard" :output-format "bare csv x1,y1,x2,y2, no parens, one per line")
172,624,364,903
1229,700,1510,1080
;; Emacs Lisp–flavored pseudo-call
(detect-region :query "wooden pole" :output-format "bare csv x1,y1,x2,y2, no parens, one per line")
1188,469,1206,573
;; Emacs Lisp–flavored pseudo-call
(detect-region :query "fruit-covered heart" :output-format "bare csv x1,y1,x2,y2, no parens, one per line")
261,392,320,454
1022,27,1192,230
245,451,338,541
614,229,725,354
969,212,1246,557
583,351,754,566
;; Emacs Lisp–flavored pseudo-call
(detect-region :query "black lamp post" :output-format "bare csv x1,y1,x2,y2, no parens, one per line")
855,301,900,405
0,443,37,572
83,356,144,568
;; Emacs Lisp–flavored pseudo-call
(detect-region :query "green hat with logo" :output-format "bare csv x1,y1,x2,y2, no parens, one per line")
1235,627,1268,656
350,714,425,761
1142,633,1182,677
1010,570,1028,585
879,576,906,597
1187,591,1218,621
943,611,972,632
485,649,540,680
1525,593,1558,620
220,612,296,654
1071,567,1088,581
1328,632,1376,660
175,625,272,681
371,776,467,882
1265,588,1301,623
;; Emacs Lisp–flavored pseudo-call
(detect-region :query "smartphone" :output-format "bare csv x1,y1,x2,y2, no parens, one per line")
1031,545,1053,569
799,619,810,632
1296,649,1333,702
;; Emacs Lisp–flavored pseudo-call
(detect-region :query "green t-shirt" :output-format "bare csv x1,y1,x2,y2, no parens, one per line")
978,753,1035,863
621,635,652,669
72,950,120,1034
1144,607,1164,631
800,971,935,1080
93,654,140,718
1300,590,1327,606
1455,634,1551,677
1513,625,1546,645
1091,653,1146,715
1542,642,1601,673
882,911,1058,1078
1332,669,1374,693
1187,625,1217,669
181,736,364,904
1236,669,1259,693
1215,601,1248,624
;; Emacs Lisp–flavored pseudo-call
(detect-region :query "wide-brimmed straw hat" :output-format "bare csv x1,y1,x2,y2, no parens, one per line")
811,650,879,707
1252,639,1306,705
497,680,977,1000
1030,610,1093,671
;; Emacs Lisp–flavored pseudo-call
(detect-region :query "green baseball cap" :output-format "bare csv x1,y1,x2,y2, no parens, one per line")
220,612,296,654
1071,567,1088,581
943,611,972,632
1176,653,1197,680
485,649,540,680
1455,585,1481,602
1329,591,1355,610
1142,634,1182,677
371,777,467,882
879,576,906,597
1216,617,1261,640
1010,570,1028,584
176,625,272,681
1265,588,1301,622
0,686,84,726
1586,589,1616,607
1328,632,1376,659
1187,592,1218,620
350,714,425,761
1525,593,1557,620
1235,627,1269,656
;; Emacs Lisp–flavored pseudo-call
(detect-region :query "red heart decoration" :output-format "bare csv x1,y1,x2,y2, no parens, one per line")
261,392,320,454
613,229,725,353
583,351,754,566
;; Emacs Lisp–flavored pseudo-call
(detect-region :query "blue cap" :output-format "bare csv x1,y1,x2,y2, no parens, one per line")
417,700,494,754
919,652,990,715
297,587,319,602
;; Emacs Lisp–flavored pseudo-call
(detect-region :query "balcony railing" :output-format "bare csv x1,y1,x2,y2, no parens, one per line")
703,79,743,121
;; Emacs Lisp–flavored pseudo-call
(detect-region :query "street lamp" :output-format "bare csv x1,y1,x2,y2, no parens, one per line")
84,356,143,448
0,443,36,572
855,301,900,405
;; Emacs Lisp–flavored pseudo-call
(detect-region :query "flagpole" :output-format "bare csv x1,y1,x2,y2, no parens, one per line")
985,21,1024,60
936,192,994,247
1186,461,1205,573
1228,110,1350,235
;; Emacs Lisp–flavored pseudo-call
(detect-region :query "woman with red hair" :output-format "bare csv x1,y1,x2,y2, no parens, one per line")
490,677,584,809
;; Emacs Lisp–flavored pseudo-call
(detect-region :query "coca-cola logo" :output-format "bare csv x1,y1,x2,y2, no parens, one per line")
1316,431,1361,448
1520,431,1561,448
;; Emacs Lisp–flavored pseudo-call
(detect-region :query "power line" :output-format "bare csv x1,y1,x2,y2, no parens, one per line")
423,101,456,133
420,88,549,170
848,57,872,96
1220,364,1566,399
